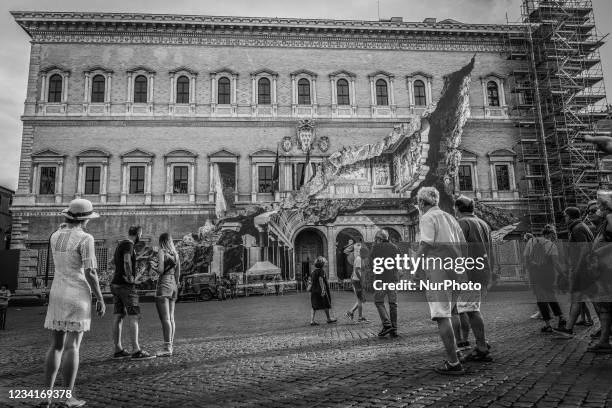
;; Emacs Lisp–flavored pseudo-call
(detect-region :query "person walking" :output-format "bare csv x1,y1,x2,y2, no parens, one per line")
524,224,567,333
371,230,400,337
155,233,180,357
42,199,106,408
0,284,10,330
345,241,369,323
414,187,467,375
553,207,594,338
111,226,155,360
454,195,493,362
309,256,337,325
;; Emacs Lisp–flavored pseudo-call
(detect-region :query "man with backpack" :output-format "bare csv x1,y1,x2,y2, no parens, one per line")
454,196,493,362
524,224,566,333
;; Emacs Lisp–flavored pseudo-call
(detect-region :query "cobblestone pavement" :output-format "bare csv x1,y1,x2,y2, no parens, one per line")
0,290,611,408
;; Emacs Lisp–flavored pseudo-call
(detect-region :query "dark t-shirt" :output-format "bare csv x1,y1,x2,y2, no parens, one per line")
370,241,399,283
112,240,136,285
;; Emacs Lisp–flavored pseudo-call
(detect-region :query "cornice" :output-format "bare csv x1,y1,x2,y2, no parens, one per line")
11,11,522,51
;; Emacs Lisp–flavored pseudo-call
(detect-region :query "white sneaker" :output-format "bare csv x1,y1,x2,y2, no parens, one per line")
530,311,542,320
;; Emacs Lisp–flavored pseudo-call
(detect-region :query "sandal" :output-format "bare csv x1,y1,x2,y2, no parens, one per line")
541,325,553,333
60,397,87,407
310,322,319,326
112,349,131,359
434,360,466,376
131,350,156,360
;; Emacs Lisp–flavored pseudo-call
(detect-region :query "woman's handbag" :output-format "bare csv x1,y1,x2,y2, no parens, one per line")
306,276,312,292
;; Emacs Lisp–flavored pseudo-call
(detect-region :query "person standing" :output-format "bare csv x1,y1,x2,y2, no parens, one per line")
371,230,400,337
553,207,594,337
586,190,612,353
414,187,467,375
345,241,369,323
309,256,337,325
155,233,180,357
454,195,493,362
0,284,10,330
524,224,567,333
42,199,106,408
111,226,155,360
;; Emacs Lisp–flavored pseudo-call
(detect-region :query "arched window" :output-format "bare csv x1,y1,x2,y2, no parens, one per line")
258,77,271,105
297,78,311,105
48,74,63,103
375,79,389,106
176,76,190,104
336,79,350,106
487,81,500,107
90,75,105,103
414,80,426,106
218,77,231,104
134,75,148,103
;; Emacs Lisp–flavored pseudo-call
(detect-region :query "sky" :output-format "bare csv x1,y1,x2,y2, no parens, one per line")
1,0,611,191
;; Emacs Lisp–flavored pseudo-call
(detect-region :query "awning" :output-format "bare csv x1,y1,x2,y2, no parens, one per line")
245,261,281,276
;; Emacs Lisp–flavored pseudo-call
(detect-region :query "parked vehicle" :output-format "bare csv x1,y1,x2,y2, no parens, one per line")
179,273,218,301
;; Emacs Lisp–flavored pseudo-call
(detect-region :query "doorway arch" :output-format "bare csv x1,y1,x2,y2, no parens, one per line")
294,228,327,287
335,227,364,281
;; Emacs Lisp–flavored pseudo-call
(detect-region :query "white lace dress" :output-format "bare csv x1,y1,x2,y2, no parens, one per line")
44,226,97,332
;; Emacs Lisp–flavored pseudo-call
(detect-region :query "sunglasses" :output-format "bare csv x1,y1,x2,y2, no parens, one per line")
587,208,598,214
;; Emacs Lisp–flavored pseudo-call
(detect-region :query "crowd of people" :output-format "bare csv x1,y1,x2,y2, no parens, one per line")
24,184,612,405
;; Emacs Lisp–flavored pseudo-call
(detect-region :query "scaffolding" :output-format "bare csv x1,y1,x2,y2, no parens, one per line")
508,0,610,234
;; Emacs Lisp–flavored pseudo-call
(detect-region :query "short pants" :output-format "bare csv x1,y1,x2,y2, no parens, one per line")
425,268,461,320
111,284,140,316
156,274,178,300
457,288,486,313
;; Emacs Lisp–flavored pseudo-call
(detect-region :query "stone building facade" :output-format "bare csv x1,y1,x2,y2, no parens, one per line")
10,12,527,284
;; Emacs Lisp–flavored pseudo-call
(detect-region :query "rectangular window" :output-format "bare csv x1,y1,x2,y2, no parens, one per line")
258,166,273,193
458,165,473,191
173,166,189,194
129,166,145,194
39,166,56,195
495,164,511,191
84,166,101,195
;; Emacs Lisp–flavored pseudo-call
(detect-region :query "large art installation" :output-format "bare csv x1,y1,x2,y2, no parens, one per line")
102,57,518,286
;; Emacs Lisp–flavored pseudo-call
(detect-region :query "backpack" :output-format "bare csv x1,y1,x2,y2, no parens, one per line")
526,238,550,269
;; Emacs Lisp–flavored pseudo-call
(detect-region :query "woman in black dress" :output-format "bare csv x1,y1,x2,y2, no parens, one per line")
310,256,337,325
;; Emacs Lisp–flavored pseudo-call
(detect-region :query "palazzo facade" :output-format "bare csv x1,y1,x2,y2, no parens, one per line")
10,12,527,285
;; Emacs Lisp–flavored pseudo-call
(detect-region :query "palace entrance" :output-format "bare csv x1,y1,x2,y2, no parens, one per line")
294,228,327,288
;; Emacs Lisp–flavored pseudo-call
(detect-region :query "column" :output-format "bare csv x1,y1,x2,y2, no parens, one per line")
350,78,356,114
291,76,296,105
426,78,432,106
283,163,292,192
100,163,108,203
76,163,84,198
31,163,39,194
145,162,152,204
407,78,414,107
312,77,317,112
234,161,239,203
499,80,507,107
369,78,375,105
326,227,337,282
106,74,112,103
272,76,277,105
40,75,47,103
190,75,196,107
472,163,481,199
189,163,196,203
231,75,237,105
389,77,395,107
208,162,215,202
481,79,487,106
55,163,64,204
330,78,336,106
490,163,498,199
126,73,133,113
62,74,69,104
121,164,128,204
169,74,175,104
164,163,172,203
251,163,258,203
251,76,256,105
148,75,154,103
509,162,519,198
83,73,90,103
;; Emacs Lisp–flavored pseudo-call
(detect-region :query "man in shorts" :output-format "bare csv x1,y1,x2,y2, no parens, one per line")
454,195,493,362
415,187,467,375
111,226,155,360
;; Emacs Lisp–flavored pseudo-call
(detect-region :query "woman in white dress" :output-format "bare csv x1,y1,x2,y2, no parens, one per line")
42,199,106,408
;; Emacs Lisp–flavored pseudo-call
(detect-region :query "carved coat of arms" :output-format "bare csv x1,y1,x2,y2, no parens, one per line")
296,119,316,153
281,136,293,152
318,136,330,152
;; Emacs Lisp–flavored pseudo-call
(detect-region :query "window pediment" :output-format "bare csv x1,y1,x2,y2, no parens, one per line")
77,148,111,158
488,148,516,157
368,70,394,79
169,66,198,76
407,71,433,80
32,149,65,158
251,68,278,78
127,66,156,74
208,148,239,158
250,149,276,158
459,148,479,161
165,149,198,158
84,66,113,74
329,70,356,78
211,67,239,76
40,65,70,75
480,73,506,81
290,69,317,79
121,148,155,158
